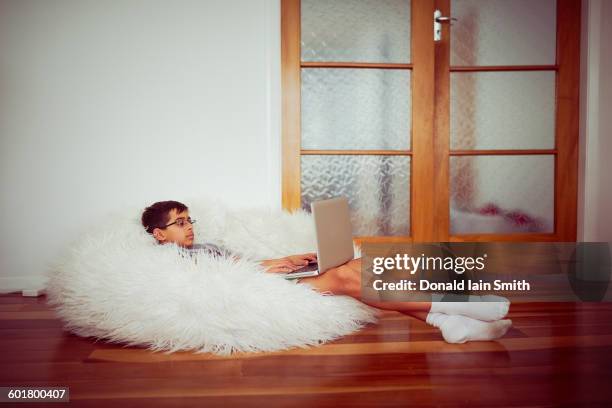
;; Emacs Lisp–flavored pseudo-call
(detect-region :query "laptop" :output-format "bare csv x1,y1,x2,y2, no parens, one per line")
283,196,355,280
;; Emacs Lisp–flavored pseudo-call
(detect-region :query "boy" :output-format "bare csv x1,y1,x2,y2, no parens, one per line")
142,200,512,343
141,200,317,273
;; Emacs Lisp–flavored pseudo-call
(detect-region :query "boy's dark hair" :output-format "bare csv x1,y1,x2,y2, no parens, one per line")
141,200,188,234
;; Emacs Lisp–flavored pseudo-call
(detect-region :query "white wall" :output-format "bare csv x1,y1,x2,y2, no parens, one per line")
0,0,608,293
0,0,281,292
579,0,612,243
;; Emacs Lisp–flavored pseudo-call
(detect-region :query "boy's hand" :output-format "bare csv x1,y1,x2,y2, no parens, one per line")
285,253,317,267
260,253,317,273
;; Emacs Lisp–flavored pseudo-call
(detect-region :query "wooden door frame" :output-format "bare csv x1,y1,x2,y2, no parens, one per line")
281,0,581,243
411,0,437,242
281,0,301,212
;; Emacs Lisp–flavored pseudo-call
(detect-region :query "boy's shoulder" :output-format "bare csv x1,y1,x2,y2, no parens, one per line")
190,242,221,250
189,242,226,257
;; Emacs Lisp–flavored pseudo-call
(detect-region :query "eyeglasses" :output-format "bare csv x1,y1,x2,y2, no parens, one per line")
161,217,196,229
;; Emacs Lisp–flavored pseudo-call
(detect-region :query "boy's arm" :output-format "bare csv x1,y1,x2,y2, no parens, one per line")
217,244,316,273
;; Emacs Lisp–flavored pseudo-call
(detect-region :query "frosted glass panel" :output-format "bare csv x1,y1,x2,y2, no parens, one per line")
301,155,410,236
450,156,554,234
302,68,411,150
301,0,411,63
451,71,556,150
451,0,556,66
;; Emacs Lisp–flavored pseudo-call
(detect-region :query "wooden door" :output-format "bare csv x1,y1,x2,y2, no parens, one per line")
281,0,581,244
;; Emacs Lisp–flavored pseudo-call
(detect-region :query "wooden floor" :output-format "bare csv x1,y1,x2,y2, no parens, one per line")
1,294,612,407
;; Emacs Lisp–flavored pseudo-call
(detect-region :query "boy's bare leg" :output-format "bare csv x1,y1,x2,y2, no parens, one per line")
299,260,513,342
298,258,432,315
299,258,510,322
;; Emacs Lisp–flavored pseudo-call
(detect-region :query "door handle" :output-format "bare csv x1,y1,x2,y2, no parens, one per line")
436,16,458,23
434,9,458,41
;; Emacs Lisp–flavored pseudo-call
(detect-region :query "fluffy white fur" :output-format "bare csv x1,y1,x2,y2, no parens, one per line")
45,197,378,355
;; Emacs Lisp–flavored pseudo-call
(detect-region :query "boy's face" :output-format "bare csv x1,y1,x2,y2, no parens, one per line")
152,209,195,248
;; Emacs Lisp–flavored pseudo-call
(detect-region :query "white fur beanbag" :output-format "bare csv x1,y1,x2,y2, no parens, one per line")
45,197,378,355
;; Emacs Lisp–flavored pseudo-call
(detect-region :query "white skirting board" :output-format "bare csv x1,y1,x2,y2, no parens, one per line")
0,276,47,295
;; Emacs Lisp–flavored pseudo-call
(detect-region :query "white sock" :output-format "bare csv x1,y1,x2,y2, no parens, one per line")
429,294,510,321
426,312,512,344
